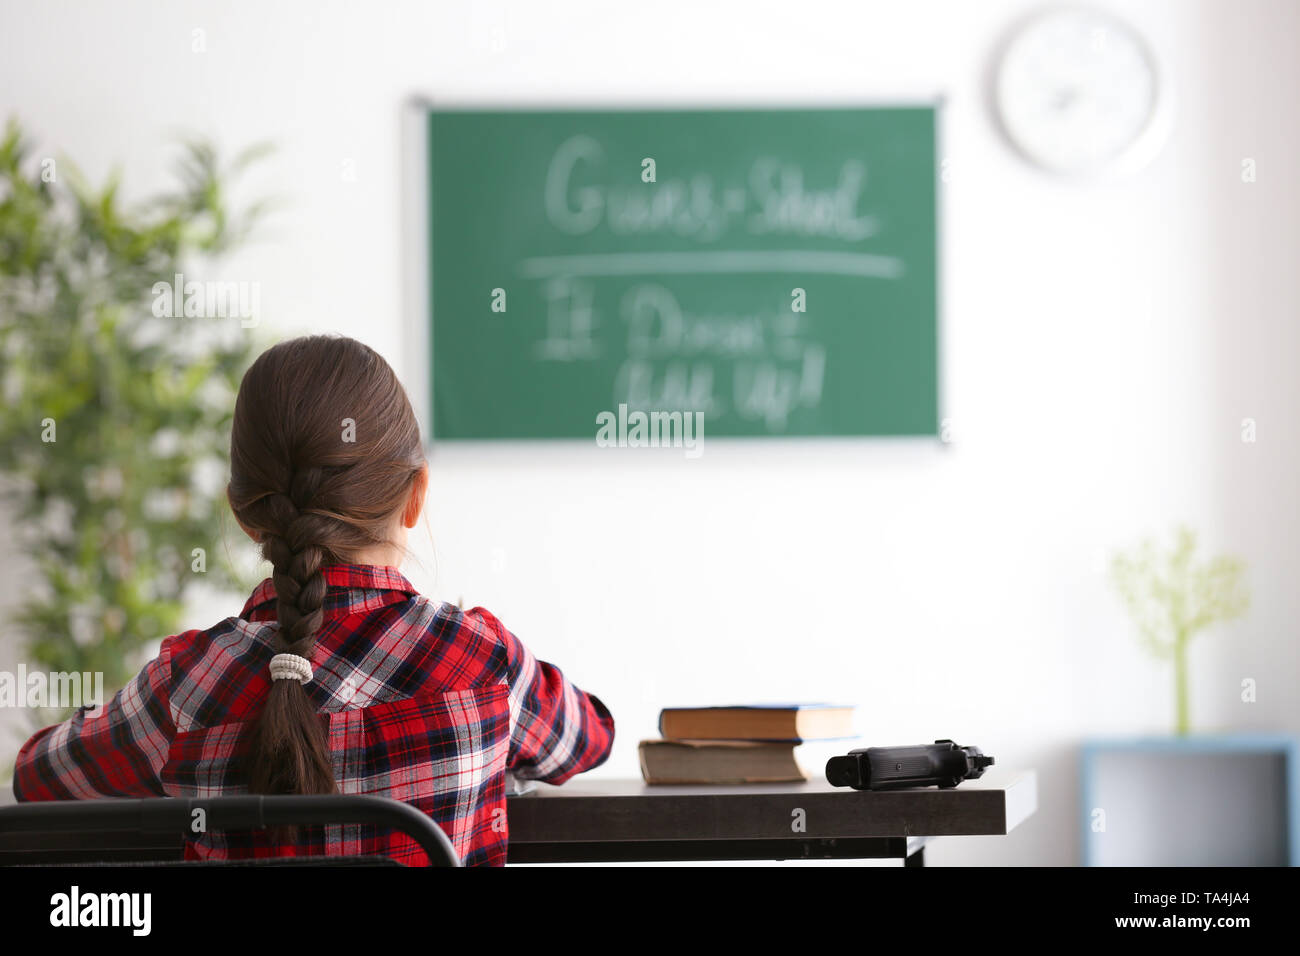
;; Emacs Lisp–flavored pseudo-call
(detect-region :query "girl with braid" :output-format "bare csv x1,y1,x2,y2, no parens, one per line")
13,335,615,866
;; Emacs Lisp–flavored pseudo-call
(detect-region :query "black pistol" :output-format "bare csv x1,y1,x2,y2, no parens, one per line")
825,739,994,790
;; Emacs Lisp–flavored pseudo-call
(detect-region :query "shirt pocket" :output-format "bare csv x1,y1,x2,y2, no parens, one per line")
326,682,512,862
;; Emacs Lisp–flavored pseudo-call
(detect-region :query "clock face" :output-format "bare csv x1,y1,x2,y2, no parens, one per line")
996,7,1166,174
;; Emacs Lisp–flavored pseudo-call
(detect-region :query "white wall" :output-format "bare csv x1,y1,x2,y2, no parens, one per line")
1,0,1296,864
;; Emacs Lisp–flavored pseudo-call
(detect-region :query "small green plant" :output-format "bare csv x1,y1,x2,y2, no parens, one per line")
1110,525,1250,735
0,119,271,760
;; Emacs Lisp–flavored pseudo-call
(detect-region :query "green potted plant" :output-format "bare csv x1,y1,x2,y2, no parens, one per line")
1110,525,1250,735
0,119,271,772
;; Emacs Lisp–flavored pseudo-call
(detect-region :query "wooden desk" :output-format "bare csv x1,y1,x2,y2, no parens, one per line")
506,768,1036,865
0,769,1035,865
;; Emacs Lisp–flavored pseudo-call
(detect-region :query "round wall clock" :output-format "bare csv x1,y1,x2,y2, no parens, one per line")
994,6,1172,176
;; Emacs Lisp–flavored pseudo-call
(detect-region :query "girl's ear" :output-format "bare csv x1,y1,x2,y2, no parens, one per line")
402,464,430,529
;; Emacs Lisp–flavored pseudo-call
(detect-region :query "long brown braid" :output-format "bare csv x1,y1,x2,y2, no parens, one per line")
226,335,425,805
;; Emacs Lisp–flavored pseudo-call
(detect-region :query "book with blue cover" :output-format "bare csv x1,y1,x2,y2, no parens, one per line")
658,704,855,743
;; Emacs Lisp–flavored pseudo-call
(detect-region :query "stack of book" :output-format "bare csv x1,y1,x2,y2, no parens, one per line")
638,704,857,785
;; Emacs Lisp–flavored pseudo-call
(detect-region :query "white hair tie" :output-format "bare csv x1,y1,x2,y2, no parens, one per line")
269,653,314,684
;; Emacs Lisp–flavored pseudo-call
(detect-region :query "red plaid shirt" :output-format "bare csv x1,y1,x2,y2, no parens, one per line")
12,564,615,866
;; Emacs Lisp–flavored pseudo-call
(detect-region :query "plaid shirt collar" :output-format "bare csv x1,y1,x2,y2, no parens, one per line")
241,564,421,619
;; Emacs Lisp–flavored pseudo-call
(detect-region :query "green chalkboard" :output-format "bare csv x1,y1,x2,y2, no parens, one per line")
428,106,938,439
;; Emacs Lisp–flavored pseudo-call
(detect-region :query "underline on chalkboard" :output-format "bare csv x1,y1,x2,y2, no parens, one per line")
516,251,905,280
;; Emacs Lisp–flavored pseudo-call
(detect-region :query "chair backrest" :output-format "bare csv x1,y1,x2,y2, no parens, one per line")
0,794,460,867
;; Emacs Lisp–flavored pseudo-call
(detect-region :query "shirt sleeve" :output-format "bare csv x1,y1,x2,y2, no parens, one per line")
476,609,615,784
11,636,178,800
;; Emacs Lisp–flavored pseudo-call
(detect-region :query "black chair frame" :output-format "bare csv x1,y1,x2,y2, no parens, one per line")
0,794,460,867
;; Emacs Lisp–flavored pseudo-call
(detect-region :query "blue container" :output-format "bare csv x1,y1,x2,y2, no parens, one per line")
1080,734,1298,866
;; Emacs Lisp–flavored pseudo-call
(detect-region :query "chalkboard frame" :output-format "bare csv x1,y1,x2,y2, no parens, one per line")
401,98,947,450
